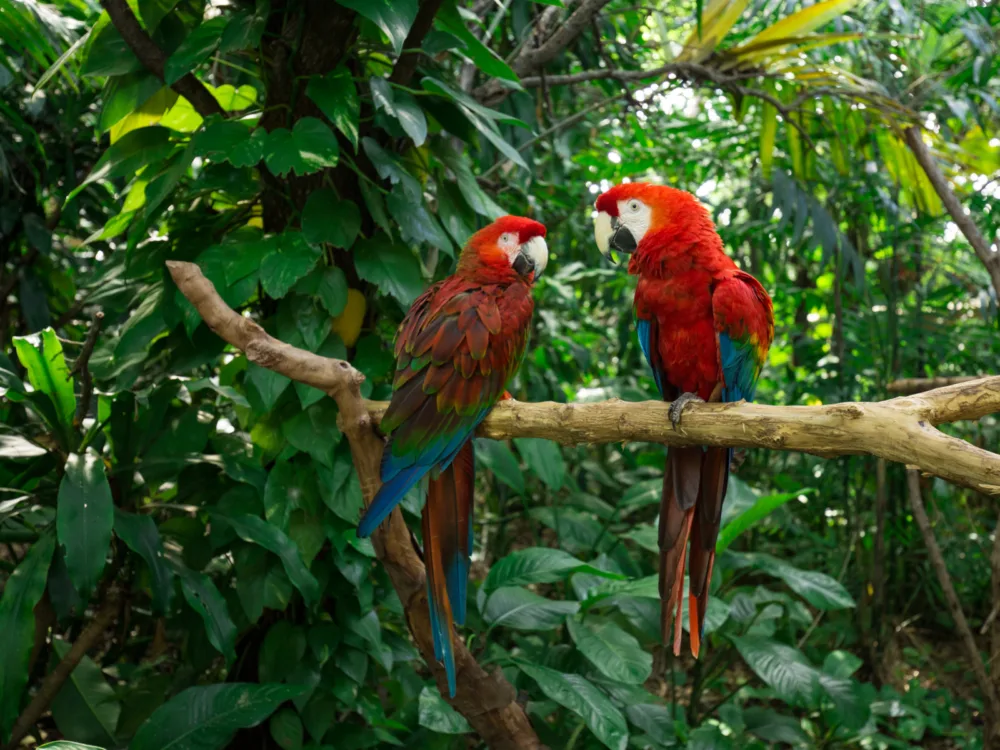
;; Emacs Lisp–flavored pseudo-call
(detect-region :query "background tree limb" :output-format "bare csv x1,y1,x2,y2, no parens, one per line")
99,0,223,117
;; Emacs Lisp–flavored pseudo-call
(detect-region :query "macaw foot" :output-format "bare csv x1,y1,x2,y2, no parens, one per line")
668,392,704,428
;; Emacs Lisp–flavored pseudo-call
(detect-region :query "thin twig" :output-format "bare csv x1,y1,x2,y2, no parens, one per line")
71,311,104,427
4,592,121,750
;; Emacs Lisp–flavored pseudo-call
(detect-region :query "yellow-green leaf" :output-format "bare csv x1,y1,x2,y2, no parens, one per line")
677,0,750,63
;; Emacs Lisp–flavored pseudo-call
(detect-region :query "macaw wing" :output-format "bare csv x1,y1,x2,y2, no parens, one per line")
358,283,518,536
635,312,677,401
712,272,774,404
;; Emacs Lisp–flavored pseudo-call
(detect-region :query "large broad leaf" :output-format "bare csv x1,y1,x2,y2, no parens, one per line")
716,489,814,553
740,0,859,49
301,190,361,249
354,235,425,306
730,636,819,705
214,513,320,607
306,66,359,149
567,617,651,685
115,509,174,613
58,450,115,597
49,639,120,747
163,17,227,84
528,508,603,555
0,532,55,738
434,4,519,82
177,567,238,664
333,0,418,54
516,662,628,750
483,548,623,593
66,127,174,203
513,438,565,489
417,686,471,734
728,552,855,610
263,119,339,177
474,438,524,494
370,77,427,146
742,707,810,745
260,232,322,299
624,703,675,746
0,434,47,458
482,587,578,631
131,683,305,750
13,328,75,430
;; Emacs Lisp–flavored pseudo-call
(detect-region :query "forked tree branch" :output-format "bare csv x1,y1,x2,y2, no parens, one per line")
168,259,1000,748
100,0,223,117
166,261,542,750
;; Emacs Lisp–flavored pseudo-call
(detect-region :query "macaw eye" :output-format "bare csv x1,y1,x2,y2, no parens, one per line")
628,200,641,213
500,232,515,245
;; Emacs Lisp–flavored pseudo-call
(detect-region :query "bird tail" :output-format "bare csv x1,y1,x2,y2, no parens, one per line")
422,441,475,697
357,458,427,538
659,446,730,657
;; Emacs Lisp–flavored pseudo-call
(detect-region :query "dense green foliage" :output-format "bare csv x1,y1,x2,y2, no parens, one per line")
1,0,998,748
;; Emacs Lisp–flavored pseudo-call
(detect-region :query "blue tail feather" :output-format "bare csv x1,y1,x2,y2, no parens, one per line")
357,464,426,537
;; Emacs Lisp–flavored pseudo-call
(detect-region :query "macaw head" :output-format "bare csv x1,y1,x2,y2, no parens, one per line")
460,215,548,283
593,182,714,267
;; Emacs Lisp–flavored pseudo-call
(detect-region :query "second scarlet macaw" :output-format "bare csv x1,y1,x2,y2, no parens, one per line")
357,216,548,697
594,183,774,657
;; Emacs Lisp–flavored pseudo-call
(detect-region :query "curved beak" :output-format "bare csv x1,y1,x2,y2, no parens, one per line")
516,235,548,279
594,211,637,265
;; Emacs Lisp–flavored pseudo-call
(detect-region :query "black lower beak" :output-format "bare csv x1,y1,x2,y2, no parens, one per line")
512,252,535,278
610,224,637,255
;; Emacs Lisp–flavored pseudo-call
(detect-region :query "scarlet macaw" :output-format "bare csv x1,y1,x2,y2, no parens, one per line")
594,183,773,657
357,216,548,696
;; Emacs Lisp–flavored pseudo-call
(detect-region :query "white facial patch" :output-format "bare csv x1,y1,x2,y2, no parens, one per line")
521,235,548,276
594,211,613,255
498,231,520,263
617,198,652,244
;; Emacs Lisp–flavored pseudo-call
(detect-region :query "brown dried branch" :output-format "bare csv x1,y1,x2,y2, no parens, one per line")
904,125,1000,299
166,261,542,750
71,311,104,427
365,378,1000,495
4,592,120,750
389,0,446,87
99,0,224,117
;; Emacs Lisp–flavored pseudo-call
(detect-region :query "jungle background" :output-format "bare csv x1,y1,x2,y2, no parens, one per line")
1,0,999,747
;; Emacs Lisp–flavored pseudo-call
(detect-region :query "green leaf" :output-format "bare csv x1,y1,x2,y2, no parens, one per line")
57,450,114,597
99,71,162,132
514,437,565,489
484,548,623,593
48,639,120,747
434,4,520,82
354,235,425,306
13,327,75,429
0,434,47,458
177,567,238,664
194,118,253,159
730,636,819,705
259,621,307,684
246,364,291,412
516,662,628,750
475,438,524,494
822,649,864,679
263,119,340,177
333,0,418,54
229,128,267,167
164,17,227,84
316,267,349,317
39,743,108,749
219,7,267,53
0,532,55,739
269,707,303,750
370,78,427,146
482,587,579,631
301,190,361,249
742,707,810,746
729,552,855,610
306,67,359,150
67,127,174,203
529,508,603,555
716,489,813,553
567,617,652,685
260,233,322,299
386,187,452,252
115,509,174,614
215,513,320,607
624,703,675,746
418,686,470,734
131,683,305,750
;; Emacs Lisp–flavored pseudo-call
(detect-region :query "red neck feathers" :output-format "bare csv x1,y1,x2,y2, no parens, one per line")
456,216,545,283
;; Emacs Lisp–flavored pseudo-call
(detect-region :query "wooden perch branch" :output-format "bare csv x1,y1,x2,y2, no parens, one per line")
887,376,982,394
168,259,1000,747
166,261,542,750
